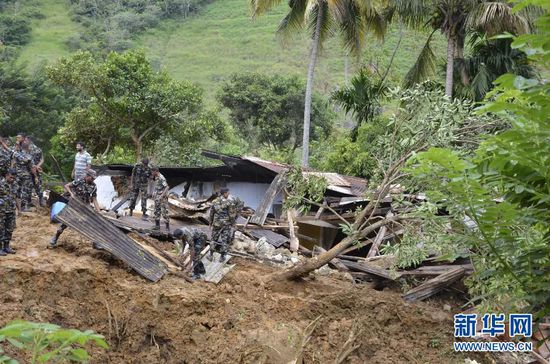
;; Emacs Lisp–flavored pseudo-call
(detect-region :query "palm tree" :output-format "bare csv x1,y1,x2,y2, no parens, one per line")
454,33,535,100
250,0,386,167
395,0,534,98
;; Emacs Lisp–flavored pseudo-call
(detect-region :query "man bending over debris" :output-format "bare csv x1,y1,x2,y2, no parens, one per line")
0,169,18,255
173,227,207,280
50,170,100,247
151,166,170,231
128,157,152,219
209,187,236,263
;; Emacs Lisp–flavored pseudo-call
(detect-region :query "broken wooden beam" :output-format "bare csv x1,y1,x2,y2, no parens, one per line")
312,246,349,272
402,267,466,302
250,173,286,225
341,260,401,280
56,197,168,282
400,264,473,277
366,212,392,258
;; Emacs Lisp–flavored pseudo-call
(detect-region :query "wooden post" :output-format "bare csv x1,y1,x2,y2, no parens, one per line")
287,208,299,252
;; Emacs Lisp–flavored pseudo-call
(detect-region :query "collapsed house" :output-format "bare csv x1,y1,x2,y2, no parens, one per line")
49,150,473,304
95,150,378,250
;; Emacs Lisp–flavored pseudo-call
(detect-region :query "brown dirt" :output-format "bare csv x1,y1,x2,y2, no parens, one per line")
0,209,484,363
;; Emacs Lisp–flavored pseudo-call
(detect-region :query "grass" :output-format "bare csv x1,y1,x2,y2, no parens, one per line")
16,0,82,71
136,0,446,100
16,0,446,100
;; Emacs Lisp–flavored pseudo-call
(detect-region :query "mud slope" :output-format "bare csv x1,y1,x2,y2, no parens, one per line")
0,210,475,363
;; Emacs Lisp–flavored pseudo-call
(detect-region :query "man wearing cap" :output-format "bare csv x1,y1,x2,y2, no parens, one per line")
128,158,152,219
151,166,170,231
26,135,45,206
0,169,18,255
173,227,207,280
50,170,100,247
209,187,235,262
11,140,36,212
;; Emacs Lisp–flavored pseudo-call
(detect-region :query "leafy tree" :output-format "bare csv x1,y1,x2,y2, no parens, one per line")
317,82,502,179
249,0,387,166
453,34,534,101
394,0,535,97
396,0,549,320
0,320,107,363
0,61,77,153
47,50,225,160
218,73,333,153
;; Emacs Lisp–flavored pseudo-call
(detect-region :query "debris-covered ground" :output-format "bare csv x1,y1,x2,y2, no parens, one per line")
0,210,494,363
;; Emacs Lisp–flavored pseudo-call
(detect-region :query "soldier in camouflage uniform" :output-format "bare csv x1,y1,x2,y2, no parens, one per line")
128,158,151,220
0,137,12,177
50,170,101,247
173,227,207,280
151,166,170,231
209,187,241,262
26,135,45,206
12,141,36,212
0,169,18,256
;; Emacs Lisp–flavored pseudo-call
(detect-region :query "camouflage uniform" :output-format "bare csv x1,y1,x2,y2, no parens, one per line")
175,228,207,278
209,195,236,256
12,150,35,209
52,178,98,245
29,143,43,199
128,162,151,214
0,147,12,177
0,176,17,254
153,173,169,224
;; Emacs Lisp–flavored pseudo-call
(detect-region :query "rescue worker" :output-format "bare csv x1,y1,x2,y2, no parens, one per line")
208,187,237,262
26,135,45,206
151,166,170,231
12,141,36,212
50,170,101,247
173,227,207,280
0,169,18,255
128,158,151,220
0,137,12,177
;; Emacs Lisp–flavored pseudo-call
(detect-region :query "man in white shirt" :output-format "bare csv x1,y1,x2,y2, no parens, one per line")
72,141,92,181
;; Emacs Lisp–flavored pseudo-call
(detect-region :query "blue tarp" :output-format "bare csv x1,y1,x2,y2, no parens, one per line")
51,202,67,222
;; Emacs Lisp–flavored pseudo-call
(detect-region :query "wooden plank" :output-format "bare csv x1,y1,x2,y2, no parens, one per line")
400,264,474,277
250,174,286,225
402,267,466,302
341,260,401,280
287,208,299,252
56,198,168,282
366,213,392,258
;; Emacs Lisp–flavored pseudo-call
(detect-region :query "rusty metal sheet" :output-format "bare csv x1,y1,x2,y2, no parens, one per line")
56,198,168,282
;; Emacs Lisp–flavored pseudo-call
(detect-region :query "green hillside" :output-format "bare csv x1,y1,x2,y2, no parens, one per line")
17,0,446,99
136,0,446,98
17,0,83,70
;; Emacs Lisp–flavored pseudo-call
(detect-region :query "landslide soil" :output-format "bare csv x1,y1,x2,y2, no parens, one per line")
0,210,480,363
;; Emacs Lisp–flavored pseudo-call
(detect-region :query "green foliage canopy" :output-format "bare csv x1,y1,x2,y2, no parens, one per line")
218,73,333,151
47,50,225,161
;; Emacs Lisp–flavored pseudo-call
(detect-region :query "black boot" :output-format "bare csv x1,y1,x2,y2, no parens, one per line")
152,220,160,231
3,241,15,254
165,222,170,231
207,250,214,262
129,209,133,217
38,193,45,207
219,253,227,263
50,230,62,248
141,211,149,221
0,245,6,256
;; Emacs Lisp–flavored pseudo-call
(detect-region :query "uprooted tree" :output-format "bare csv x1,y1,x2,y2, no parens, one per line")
274,82,506,281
